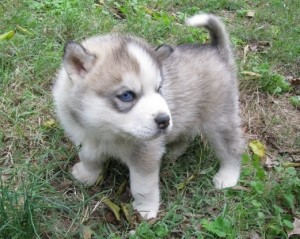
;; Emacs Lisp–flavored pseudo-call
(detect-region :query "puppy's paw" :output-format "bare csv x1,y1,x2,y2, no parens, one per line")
133,200,159,219
213,169,240,189
72,162,100,186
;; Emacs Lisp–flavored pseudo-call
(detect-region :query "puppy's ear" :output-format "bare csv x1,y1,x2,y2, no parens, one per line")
63,41,96,80
155,44,173,62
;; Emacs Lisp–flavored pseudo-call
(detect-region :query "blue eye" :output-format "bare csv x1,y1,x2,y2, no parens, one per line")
117,91,135,102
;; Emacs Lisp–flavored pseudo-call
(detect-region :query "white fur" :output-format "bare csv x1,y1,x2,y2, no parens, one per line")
121,93,172,140
186,14,210,27
72,161,101,186
127,43,161,92
130,166,160,218
53,13,244,220
53,34,171,219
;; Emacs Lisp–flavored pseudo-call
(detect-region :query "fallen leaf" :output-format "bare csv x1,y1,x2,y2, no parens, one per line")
289,77,300,92
81,225,93,239
177,174,194,190
121,203,130,222
102,197,121,221
250,231,260,239
241,71,262,78
246,10,255,18
232,185,251,192
278,149,300,155
290,78,300,86
243,45,250,63
116,180,127,196
264,155,279,169
288,218,300,238
1,174,9,182
249,140,266,159
42,119,56,128
249,41,271,52
0,30,15,41
95,162,109,185
104,211,119,224
142,6,155,16
282,162,300,168
16,25,33,35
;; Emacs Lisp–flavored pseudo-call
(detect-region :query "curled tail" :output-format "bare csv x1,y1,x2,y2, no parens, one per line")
186,13,235,70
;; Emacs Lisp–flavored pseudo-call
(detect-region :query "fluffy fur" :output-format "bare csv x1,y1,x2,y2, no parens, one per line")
158,14,245,189
53,13,245,219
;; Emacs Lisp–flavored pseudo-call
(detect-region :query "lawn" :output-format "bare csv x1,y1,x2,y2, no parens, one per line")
0,0,299,238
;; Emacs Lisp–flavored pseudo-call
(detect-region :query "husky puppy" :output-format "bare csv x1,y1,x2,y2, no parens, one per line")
53,13,244,219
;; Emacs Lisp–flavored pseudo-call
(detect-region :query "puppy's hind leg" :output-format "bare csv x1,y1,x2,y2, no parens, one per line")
72,142,105,186
203,119,245,189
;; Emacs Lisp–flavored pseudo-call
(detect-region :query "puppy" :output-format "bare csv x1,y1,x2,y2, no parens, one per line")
53,13,244,219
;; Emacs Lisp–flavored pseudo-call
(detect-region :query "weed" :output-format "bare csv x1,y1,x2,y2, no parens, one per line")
129,221,169,239
0,0,299,238
251,62,292,95
290,95,300,108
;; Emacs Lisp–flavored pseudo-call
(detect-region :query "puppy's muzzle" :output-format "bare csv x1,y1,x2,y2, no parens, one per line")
155,113,170,130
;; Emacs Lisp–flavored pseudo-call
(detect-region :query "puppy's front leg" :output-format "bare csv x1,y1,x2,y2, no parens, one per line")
126,141,164,219
72,143,104,186
129,161,160,219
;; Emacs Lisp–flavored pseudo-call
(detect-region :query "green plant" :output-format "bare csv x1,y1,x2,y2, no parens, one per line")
252,62,292,95
1,0,299,238
290,95,300,108
129,222,169,239
201,216,234,238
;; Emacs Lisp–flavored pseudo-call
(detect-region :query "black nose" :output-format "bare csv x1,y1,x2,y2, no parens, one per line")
155,113,170,129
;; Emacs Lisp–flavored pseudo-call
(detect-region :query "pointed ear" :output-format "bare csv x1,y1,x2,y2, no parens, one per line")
63,41,96,80
155,44,174,62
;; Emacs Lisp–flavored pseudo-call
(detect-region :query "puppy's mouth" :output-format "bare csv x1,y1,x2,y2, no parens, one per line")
126,127,169,142
151,128,168,139
143,126,172,141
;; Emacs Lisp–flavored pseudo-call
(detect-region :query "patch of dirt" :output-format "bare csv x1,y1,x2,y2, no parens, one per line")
240,90,300,157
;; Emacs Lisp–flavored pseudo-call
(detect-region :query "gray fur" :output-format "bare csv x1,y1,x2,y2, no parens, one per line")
53,13,245,219
160,14,245,188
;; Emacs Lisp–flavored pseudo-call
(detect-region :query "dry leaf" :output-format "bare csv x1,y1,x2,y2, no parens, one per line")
102,197,121,221
241,71,262,78
249,140,266,159
95,162,109,185
249,41,271,52
142,6,155,16
290,78,300,86
282,162,300,168
232,185,251,192
81,225,93,239
243,45,250,63
116,180,127,196
289,77,300,91
16,25,33,35
177,174,194,190
0,30,15,41
121,203,130,222
42,119,56,128
288,218,300,238
264,155,279,169
246,10,255,18
250,231,260,239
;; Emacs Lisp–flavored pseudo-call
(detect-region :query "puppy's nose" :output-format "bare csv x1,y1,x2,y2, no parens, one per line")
155,113,170,129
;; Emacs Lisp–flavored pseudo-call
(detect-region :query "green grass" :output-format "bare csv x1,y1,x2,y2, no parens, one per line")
1,0,299,238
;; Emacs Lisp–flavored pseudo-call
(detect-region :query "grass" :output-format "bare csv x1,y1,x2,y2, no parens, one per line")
1,0,299,238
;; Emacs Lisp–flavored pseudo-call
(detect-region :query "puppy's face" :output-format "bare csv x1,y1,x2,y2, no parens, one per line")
62,36,172,140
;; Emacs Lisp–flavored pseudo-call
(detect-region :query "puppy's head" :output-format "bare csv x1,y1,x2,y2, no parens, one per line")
62,35,173,140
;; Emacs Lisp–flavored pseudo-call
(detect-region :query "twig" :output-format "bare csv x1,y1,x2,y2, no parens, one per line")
278,149,300,154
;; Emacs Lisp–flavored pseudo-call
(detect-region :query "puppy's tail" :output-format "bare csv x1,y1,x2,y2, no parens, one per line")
186,13,235,70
